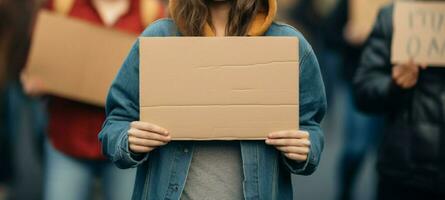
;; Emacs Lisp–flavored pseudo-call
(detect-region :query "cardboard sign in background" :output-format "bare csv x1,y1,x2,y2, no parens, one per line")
139,37,299,140
392,1,445,66
25,11,137,106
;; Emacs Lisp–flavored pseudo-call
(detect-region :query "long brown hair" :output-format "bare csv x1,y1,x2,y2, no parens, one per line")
171,0,268,36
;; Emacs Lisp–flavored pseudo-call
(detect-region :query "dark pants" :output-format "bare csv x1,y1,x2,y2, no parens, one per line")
377,178,443,200
338,84,383,200
6,82,46,200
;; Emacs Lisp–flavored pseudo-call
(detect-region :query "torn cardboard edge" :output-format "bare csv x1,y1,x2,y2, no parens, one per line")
139,37,299,140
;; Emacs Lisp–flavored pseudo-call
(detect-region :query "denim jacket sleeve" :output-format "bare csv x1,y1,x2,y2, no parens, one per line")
98,20,171,169
281,37,327,175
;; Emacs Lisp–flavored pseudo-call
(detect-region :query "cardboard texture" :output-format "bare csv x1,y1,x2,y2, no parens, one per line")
25,10,137,106
349,0,391,38
391,1,445,66
139,37,299,140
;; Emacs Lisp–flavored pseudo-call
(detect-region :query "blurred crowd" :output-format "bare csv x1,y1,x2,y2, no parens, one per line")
0,0,444,200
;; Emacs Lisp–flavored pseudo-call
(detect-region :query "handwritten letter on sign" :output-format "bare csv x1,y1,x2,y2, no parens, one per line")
391,1,445,66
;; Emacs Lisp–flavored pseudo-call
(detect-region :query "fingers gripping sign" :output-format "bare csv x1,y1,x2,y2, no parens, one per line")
128,121,171,154
266,130,311,163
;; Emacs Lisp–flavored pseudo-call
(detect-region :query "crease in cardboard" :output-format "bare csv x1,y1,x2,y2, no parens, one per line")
231,88,255,91
196,60,298,70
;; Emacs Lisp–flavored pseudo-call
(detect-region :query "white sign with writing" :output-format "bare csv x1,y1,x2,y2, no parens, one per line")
392,1,445,66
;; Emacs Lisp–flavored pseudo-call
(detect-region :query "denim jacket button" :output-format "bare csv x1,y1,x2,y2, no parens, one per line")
184,148,189,153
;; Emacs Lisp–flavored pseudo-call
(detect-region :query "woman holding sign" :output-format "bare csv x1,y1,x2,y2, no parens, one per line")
99,0,327,199
354,2,445,200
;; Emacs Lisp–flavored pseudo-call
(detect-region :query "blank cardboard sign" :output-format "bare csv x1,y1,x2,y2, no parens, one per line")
392,1,445,66
25,11,137,106
139,37,299,140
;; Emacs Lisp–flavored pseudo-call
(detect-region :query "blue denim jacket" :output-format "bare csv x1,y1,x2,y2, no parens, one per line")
99,19,327,200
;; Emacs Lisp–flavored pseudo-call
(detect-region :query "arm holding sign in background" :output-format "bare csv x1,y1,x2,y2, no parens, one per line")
353,2,444,114
353,4,409,114
347,0,391,46
389,1,445,88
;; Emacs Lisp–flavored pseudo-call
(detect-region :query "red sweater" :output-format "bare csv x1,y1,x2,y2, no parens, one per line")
45,0,162,160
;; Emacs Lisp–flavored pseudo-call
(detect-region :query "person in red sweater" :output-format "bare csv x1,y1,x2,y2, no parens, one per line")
21,0,165,199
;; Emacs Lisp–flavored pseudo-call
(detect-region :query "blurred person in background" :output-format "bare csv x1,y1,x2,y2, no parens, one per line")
275,0,299,24
323,0,384,199
0,0,9,90
354,2,445,199
285,0,339,108
20,0,166,199
0,0,12,185
0,0,46,199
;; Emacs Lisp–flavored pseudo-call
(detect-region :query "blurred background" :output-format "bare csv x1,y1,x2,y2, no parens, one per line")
0,0,388,199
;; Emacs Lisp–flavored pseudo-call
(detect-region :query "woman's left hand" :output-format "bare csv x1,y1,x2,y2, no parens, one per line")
265,130,311,163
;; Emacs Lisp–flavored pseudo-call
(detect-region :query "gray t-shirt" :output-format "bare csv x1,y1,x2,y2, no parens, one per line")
180,141,244,200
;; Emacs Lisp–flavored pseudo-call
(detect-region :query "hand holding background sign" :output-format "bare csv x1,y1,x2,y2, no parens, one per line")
391,1,445,67
391,60,427,89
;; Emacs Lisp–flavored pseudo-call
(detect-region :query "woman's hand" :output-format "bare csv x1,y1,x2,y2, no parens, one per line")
265,130,311,162
20,71,46,97
128,121,171,154
392,60,427,89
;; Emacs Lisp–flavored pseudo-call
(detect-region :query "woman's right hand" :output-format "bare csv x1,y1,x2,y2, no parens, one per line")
128,121,171,154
